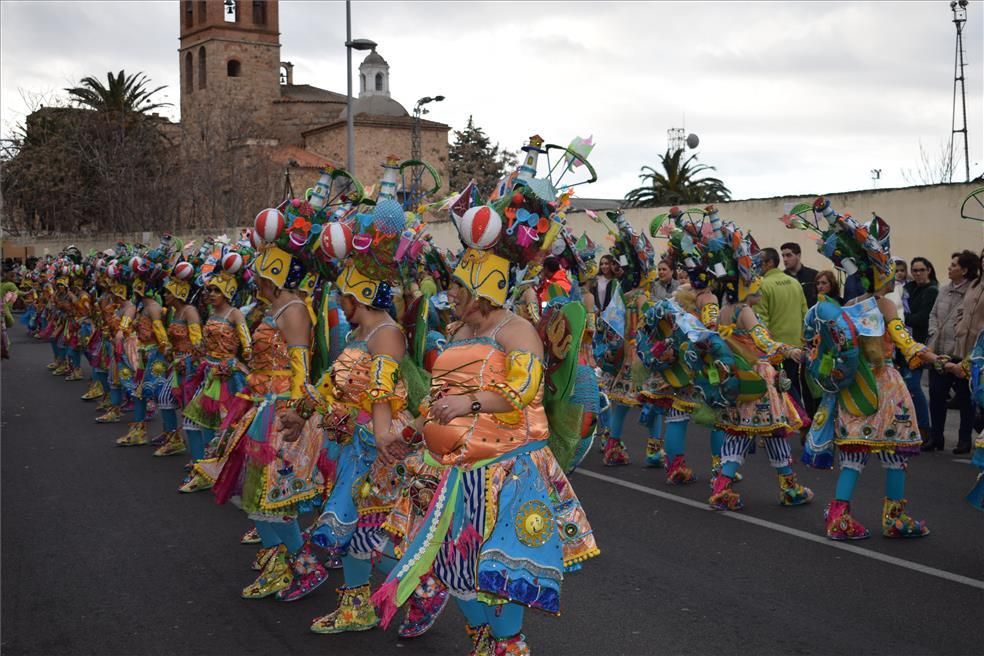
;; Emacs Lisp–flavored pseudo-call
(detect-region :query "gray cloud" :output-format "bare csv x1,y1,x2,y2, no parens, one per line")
2,0,981,200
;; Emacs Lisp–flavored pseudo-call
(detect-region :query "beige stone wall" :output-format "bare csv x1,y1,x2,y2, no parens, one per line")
424,183,984,273
304,124,450,193
269,100,345,146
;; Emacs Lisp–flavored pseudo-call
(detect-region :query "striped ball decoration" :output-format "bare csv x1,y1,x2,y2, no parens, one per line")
248,228,263,250
172,261,195,280
130,256,149,274
458,205,502,249
320,221,353,261
106,262,119,279
372,198,406,235
222,252,244,274
253,208,285,243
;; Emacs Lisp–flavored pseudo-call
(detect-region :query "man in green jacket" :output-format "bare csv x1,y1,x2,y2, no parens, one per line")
756,247,813,428
755,248,808,345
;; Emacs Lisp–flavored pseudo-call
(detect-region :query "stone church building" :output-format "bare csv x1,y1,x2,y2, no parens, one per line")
177,0,450,193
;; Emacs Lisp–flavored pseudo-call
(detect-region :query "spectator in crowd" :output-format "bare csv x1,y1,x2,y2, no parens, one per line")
539,255,572,302
901,256,939,444
591,254,618,312
952,247,984,454
674,266,690,285
885,256,908,320
756,247,811,418
815,269,843,305
651,259,679,300
781,242,819,308
925,250,980,452
612,259,624,283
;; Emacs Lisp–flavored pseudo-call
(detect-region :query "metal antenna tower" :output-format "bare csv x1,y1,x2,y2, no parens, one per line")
950,0,970,183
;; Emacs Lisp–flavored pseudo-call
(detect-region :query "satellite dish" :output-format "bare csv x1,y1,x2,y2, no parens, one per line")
686,133,700,149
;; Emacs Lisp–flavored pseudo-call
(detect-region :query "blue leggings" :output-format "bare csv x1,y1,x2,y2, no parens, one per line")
454,599,525,639
340,540,399,587
69,348,81,368
253,519,303,554
110,386,122,407
133,397,147,423
184,428,213,461
93,370,109,389
835,451,907,501
161,409,178,432
607,403,630,439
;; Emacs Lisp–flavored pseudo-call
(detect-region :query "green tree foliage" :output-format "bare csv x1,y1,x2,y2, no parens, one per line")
623,148,732,208
448,116,516,196
65,70,169,115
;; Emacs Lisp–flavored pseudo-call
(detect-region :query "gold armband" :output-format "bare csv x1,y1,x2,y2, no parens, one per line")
119,314,133,335
750,323,791,365
366,354,401,405
288,345,310,400
886,318,926,368
188,323,203,347
483,351,544,416
700,302,720,330
152,319,170,349
236,321,253,360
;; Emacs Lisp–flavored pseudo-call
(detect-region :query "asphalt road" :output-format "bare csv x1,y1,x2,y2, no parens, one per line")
2,326,982,656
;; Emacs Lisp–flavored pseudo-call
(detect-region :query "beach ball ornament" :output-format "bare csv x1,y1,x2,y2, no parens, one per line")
173,261,195,280
320,222,353,261
457,205,502,250
222,252,244,274
254,208,285,244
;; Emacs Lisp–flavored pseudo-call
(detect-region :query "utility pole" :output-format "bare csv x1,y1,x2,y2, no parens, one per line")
950,0,970,183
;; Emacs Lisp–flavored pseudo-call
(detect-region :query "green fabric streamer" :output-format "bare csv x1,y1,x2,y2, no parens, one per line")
311,287,332,384
399,356,431,418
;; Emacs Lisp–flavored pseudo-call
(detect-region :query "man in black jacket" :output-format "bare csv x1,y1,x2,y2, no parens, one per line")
782,242,819,308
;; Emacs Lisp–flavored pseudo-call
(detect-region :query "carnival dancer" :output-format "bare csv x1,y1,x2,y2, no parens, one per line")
944,328,984,509
179,252,251,484
209,218,327,601
372,143,599,655
151,259,204,457
788,198,937,538
80,265,110,402
683,215,812,511
94,262,130,423
305,161,452,636
116,252,171,447
594,210,663,467
62,255,89,382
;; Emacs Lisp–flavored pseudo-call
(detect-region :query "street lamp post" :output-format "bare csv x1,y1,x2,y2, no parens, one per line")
411,95,445,161
344,0,376,173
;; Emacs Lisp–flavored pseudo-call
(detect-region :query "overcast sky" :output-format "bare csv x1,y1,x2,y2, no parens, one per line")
2,0,981,200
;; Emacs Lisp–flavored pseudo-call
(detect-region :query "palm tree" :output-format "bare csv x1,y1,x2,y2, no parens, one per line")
65,70,169,114
623,148,731,208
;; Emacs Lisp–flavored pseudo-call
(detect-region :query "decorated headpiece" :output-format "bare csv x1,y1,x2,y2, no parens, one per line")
660,205,762,301
164,259,200,304
334,156,440,310
448,134,598,307
607,209,656,293
781,197,894,293
251,164,366,293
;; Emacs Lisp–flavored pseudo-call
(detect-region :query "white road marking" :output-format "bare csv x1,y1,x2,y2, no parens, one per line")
575,467,984,591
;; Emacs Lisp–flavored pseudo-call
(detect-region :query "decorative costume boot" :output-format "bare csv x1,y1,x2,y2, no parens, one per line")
665,455,696,485
47,359,61,370
177,471,212,493
153,431,186,457
709,474,743,511
309,584,379,634
242,544,292,599
397,573,451,639
81,380,104,400
492,633,531,656
602,436,631,466
65,366,84,381
466,624,494,656
778,472,814,506
276,542,330,602
645,438,666,468
95,394,112,411
241,527,262,544
251,546,277,572
709,455,740,486
95,406,122,423
881,498,930,538
116,422,148,446
823,500,869,540
52,361,70,376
